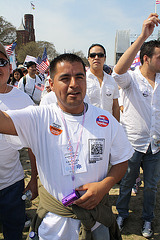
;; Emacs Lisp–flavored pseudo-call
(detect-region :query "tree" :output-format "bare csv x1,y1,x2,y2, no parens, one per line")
71,50,89,66
36,41,59,60
16,41,59,64
0,16,16,45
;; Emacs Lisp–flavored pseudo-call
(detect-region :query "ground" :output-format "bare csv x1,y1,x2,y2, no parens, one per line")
0,148,160,240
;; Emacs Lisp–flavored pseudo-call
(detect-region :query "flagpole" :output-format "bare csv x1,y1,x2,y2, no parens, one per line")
155,1,157,13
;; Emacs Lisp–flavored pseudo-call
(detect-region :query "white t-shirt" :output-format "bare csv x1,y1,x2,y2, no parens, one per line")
112,66,160,154
7,103,134,240
86,69,119,114
18,73,44,103
0,87,34,190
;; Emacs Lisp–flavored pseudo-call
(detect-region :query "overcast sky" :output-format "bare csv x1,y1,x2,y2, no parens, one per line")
1,0,160,65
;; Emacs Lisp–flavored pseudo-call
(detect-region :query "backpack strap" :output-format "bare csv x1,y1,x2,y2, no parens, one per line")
23,75,27,92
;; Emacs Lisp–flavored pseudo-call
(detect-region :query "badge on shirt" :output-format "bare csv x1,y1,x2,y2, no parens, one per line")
88,139,105,163
50,123,63,136
96,115,109,127
61,143,87,176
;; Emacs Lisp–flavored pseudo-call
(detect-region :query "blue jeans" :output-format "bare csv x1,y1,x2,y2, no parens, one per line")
92,224,110,240
0,179,25,240
116,145,160,222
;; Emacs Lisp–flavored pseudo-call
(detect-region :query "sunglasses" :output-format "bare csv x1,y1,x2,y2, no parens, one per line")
0,58,9,67
89,52,105,58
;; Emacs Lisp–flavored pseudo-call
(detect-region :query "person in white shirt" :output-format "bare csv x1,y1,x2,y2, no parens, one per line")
18,61,44,105
86,44,120,121
112,13,160,238
0,53,134,240
0,42,38,240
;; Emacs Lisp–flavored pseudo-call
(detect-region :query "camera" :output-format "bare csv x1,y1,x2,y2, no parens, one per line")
62,190,80,207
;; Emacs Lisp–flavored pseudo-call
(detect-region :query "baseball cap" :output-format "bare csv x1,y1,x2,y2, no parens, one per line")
0,42,9,60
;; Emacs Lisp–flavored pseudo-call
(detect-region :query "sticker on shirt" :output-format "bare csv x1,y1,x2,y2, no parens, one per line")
96,115,109,127
88,139,105,163
61,143,87,176
50,123,63,136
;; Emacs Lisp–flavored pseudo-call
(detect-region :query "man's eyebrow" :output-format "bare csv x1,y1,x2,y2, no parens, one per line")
59,72,85,78
59,73,70,78
75,72,85,76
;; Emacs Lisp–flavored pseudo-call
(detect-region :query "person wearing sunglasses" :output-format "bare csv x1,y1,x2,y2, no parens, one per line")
86,44,120,122
0,42,38,240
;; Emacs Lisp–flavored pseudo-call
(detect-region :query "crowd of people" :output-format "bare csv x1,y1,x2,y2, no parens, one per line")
0,13,160,240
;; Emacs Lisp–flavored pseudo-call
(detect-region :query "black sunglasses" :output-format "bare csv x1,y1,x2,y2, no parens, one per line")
0,58,9,67
89,52,105,58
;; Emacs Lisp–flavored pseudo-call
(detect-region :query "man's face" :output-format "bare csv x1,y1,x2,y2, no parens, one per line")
50,61,86,114
28,64,36,76
148,47,160,73
0,52,11,87
88,46,106,72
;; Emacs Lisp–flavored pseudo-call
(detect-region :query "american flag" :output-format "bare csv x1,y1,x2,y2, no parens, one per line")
38,48,50,74
156,0,160,4
5,42,17,56
36,56,45,81
31,2,35,9
130,51,141,70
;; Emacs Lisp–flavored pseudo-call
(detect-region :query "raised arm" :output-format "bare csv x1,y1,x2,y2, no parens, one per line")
114,13,160,75
0,110,17,135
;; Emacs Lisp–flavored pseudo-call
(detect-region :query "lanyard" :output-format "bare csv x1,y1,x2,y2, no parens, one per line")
60,104,86,187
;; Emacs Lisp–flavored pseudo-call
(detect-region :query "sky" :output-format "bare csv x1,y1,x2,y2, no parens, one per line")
1,0,160,65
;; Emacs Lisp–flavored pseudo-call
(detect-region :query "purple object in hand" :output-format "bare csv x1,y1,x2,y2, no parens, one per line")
62,190,80,206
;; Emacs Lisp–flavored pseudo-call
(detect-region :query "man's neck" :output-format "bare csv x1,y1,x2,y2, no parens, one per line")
29,73,36,79
140,66,155,88
90,68,104,86
0,84,12,94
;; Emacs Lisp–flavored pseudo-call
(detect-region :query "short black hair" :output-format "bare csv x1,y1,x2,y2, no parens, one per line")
140,40,160,65
88,44,106,57
26,61,36,69
49,53,86,79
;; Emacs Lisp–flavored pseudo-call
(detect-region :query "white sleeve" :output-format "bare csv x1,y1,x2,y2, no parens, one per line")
112,67,132,89
113,80,120,99
6,106,39,153
109,118,134,165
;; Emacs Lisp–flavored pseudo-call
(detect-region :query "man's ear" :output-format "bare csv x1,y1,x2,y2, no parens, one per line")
49,78,55,92
143,55,149,64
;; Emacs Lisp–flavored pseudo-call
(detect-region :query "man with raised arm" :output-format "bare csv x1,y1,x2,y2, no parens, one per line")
112,13,160,238
0,53,133,240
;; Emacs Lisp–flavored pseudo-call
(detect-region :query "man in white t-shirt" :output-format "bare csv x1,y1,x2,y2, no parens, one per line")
86,44,120,121
18,61,44,105
0,53,134,240
112,13,160,238
0,43,38,240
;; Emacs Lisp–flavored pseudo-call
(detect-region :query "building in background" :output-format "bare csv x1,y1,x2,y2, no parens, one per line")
16,14,35,47
115,30,159,65
114,30,130,65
